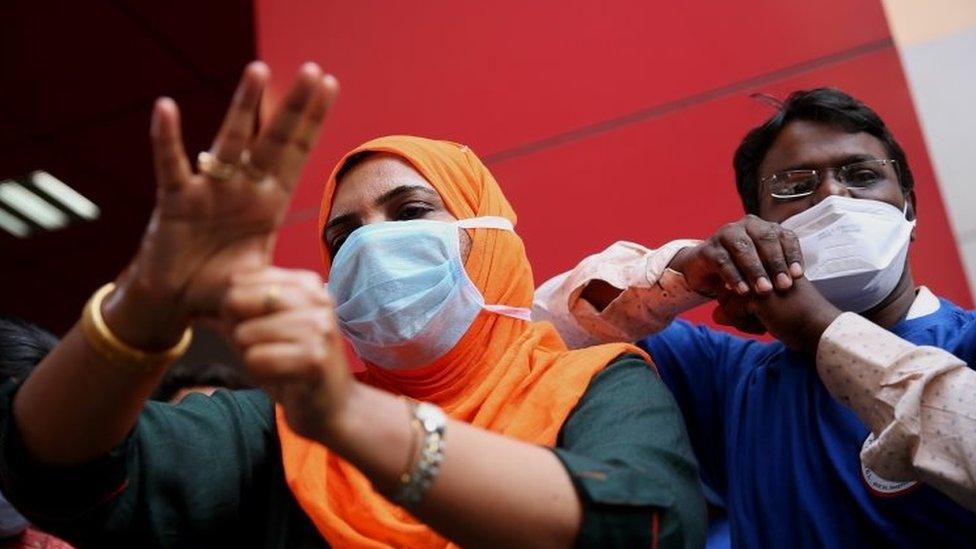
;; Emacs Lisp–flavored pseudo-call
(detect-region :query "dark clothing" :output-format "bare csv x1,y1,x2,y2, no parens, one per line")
0,355,705,548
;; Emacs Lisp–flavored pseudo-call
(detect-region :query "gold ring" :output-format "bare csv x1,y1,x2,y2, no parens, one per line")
239,150,268,181
197,151,238,181
263,283,281,314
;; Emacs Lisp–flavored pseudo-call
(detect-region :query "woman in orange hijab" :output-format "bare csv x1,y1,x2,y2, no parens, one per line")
3,63,704,547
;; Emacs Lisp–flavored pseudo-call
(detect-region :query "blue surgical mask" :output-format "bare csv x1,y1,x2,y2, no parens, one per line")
328,216,531,370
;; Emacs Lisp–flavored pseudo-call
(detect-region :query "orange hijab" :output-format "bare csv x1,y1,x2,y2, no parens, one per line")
276,136,653,547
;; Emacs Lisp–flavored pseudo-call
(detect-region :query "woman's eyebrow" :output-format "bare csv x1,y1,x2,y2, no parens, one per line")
325,186,438,234
374,185,439,207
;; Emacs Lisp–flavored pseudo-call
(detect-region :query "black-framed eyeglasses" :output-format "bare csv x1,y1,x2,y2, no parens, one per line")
761,159,899,200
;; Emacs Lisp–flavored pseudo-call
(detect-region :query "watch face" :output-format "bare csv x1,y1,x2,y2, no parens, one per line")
417,402,446,432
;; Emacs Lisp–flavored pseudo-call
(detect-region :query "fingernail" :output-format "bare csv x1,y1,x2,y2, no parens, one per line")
736,281,750,295
790,262,803,277
756,277,773,293
776,272,792,289
300,61,321,75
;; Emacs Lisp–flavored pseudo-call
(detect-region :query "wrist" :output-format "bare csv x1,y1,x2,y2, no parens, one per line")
102,268,189,351
799,305,842,354
315,382,417,495
667,246,695,275
317,381,369,450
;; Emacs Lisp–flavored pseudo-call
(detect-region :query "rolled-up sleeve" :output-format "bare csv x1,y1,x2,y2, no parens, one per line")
533,240,706,349
817,313,976,512
553,355,706,548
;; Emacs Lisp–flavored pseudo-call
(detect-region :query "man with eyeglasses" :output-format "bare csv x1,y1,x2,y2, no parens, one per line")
535,88,976,546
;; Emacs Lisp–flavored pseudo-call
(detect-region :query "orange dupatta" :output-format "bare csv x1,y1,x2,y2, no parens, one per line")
276,136,653,547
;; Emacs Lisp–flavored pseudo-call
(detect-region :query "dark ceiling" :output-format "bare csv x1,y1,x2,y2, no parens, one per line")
0,0,256,336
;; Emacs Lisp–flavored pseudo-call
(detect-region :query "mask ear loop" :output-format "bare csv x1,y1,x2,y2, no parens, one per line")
455,216,532,322
456,216,514,231
483,303,533,321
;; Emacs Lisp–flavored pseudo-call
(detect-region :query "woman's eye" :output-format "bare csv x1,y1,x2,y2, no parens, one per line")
330,234,349,257
395,205,432,221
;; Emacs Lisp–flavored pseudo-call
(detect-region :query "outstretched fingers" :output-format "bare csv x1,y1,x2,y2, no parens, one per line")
209,61,270,166
247,63,327,183
150,98,192,192
276,73,339,187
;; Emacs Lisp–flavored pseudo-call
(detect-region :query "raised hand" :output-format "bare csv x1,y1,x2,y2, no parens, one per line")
107,62,339,348
670,214,804,297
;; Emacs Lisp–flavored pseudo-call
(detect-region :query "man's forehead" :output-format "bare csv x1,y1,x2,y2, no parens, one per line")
759,120,889,174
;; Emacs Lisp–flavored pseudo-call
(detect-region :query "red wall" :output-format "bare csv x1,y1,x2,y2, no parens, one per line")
257,0,973,326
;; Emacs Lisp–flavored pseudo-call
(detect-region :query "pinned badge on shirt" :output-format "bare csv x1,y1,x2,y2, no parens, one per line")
860,433,919,497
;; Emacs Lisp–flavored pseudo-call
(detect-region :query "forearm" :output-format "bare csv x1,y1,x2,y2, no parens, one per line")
13,278,186,466
534,240,704,349
327,383,580,548
816,313,976,510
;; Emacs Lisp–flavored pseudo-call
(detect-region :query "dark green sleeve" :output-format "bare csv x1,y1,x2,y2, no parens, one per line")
0,384,306,547
553,354,707,548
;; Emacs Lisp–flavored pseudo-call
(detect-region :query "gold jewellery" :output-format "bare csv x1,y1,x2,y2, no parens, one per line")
196,151,238,181
264,283,282,314
239,150,268,181
393,398,447,507
81,283,193,372
196,150,267,182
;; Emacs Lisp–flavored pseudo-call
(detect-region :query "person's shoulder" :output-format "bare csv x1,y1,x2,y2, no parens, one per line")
146,389,275,430
562,352,684,453
602,352,654,376
582,353,672,409
929,295,976,351
939,297,976,322
176,387,272,409
908,294,976,333
895,293,976,356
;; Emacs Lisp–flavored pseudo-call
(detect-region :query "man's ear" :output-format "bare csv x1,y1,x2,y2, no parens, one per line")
907,190,918,241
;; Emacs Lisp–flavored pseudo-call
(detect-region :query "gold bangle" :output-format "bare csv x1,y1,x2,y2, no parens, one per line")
398,398,423,486
80,283,193,372
392,401,447,507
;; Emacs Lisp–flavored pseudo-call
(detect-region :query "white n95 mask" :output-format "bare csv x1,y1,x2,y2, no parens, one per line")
780,195,915,313
327,216,531,370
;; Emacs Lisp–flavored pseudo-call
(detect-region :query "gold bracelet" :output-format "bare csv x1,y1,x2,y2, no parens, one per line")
398,398,424,486
392,401,447,507
80,283,193,372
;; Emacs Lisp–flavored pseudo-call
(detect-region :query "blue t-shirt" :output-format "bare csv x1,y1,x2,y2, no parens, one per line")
639,297,976,548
